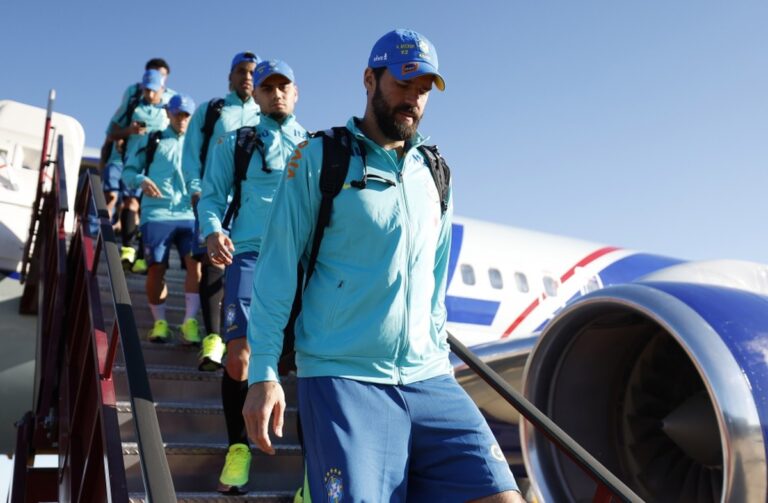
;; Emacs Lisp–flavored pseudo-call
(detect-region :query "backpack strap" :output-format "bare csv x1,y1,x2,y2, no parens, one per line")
417,144,451,215
140,130,164,178
222,126,264,230
117,83,142,127
304,127,353,284
199,98,225,179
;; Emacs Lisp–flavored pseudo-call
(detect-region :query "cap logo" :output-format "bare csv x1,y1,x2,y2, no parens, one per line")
418,40,429,53
402,62,419,75
373,53,388,62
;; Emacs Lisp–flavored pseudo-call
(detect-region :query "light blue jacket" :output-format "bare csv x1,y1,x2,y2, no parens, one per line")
247,117,453,385
198,114,308,255
105,83,175,165
182,92,260,195
122,126,194,223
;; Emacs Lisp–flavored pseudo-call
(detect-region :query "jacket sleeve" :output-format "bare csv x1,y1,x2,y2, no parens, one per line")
247,140,316,384
431,185,453,337
121,135,148,189
198,133,235,238
181,101,207,195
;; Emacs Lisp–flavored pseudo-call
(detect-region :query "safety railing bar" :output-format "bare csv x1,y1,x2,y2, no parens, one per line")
82,169,176,501
447,332,644,503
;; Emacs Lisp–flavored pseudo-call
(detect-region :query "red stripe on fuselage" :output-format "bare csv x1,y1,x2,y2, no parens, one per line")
500,246,620,338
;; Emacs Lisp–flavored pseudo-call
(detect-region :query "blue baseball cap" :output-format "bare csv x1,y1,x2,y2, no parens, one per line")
253,60,295,87
231,51,260,71
368,29,445,91
141,69,166,92
166,93,195,115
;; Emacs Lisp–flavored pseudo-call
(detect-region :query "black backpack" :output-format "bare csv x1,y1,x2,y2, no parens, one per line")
199,98,225,179
117,83,142,127
221,126,268,230
305,126,451,282
139,130,164,177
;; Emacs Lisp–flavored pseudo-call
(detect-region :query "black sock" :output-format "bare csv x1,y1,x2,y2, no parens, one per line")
222,371,249,446
200,263,224,335
136,232,145,260
121,209,138,247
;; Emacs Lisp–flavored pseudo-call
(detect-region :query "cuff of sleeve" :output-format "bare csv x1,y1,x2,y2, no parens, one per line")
248,354,280,386
188,180,201,194
133,174,146,189
201,218,223,239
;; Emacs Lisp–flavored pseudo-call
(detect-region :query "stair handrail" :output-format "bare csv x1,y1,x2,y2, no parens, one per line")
74,167,176,501
448,333,645,503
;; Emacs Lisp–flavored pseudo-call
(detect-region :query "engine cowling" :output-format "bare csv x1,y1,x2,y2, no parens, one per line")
522,281,768,502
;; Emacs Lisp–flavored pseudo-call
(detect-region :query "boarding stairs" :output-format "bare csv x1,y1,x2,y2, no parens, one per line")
12,101,643,502
105,254,303,501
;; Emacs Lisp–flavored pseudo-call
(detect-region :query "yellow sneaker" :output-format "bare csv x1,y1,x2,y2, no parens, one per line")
199,333,225,371
217,443,251,494
131,258,148,274
181,318,201,345
293,465,311,503
120,246,136,269
148,320,169,343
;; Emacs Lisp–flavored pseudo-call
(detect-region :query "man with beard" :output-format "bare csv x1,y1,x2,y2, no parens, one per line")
242,30,524,502
198,59,307,494
181,51,261,355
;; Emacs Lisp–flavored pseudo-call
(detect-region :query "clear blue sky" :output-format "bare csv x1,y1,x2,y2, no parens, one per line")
3,0,767,266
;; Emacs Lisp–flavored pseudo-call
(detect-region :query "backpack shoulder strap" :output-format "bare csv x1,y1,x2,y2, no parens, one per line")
222,126,261,230
305,126,353,284
118,84,143,126
417,144,451,215
142,130,164,177
199,98,225,178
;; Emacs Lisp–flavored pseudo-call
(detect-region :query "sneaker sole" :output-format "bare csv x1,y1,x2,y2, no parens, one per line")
217,481,247,494
198,357,223,372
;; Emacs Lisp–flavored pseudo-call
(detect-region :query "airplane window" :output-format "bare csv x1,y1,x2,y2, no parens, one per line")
543,276,559,297
460,264,476,285
489,268,503,289
514,272,529,293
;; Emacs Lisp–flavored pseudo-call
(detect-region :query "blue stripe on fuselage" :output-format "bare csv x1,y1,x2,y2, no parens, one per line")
446,223,501,325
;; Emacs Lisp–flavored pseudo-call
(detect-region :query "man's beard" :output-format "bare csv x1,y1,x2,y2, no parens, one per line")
372,86,421,141
268,111,288,122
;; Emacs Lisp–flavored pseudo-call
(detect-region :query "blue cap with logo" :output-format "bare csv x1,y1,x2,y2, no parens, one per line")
166,93,195,115
141,69,166,92
368,29,445,91
253,60,295,87
231,51,260,71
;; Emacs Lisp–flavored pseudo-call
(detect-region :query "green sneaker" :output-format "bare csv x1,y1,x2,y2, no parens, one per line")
199,333,225,371
217,443,251,494
120,246,136,269
181,318,201,345
148,320,169,343
131,258,148,274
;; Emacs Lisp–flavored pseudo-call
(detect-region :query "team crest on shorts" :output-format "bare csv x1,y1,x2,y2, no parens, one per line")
324,467,344,502
224,304,237,329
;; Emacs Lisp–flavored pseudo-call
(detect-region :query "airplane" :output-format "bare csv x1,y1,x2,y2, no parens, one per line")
1,97,767,502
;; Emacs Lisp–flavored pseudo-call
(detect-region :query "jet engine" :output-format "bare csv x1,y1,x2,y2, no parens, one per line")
522,280,768,502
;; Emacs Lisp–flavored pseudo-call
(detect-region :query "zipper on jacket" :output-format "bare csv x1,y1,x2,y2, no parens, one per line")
395,166,413,385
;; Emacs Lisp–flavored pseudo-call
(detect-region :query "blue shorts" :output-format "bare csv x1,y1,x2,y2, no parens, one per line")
222,251,258,342
140,220,195,267
103,160,141,199
298,374,519,502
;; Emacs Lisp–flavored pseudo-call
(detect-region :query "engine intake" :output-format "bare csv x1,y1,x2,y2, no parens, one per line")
522,282,768,502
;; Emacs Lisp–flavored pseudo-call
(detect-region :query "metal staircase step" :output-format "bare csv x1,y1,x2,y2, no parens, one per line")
123,442,304,493
113,365,298,405
117,401,300,444
115,340,202,368
128,491,296,502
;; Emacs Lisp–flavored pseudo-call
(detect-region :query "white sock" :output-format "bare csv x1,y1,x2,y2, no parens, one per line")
149,302,166,322
184,293,201,320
